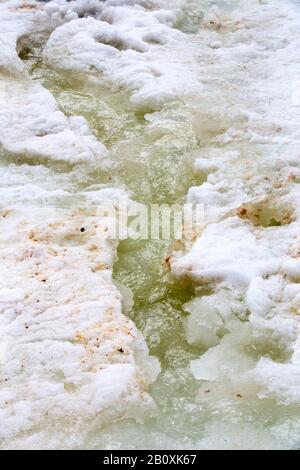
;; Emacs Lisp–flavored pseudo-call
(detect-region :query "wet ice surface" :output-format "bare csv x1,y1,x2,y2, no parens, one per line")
2,0,300,449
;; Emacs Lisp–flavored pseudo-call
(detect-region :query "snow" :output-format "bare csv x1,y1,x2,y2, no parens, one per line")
0,79,109,164
0,0,162,449
169,0,300,414
43,1,201,109
1,0,300,450
0,179,160,449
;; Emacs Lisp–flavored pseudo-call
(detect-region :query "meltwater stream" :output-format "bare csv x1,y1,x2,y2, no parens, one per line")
21,44,209,449
18,0,300,448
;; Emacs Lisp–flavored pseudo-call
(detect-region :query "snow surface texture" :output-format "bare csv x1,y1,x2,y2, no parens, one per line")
0,79,109,164
0,0,110,164
2,0,300,451
168,0,300,422
43,0,201,109
0,0,162,450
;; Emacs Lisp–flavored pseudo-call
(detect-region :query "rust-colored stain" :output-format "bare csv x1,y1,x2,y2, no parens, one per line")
92,262,108,272
10,3,40,12
162,255,172,269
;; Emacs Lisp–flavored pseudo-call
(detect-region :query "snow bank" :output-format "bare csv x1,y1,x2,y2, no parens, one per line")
0,78,109,164
0,0,81,76
43,0,201,109
170,0,300,412
0,160,160,449
0,0,161,449
0,1,112,164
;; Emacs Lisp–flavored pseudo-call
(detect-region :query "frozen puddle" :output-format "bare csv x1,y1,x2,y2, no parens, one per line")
1,0,300,450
